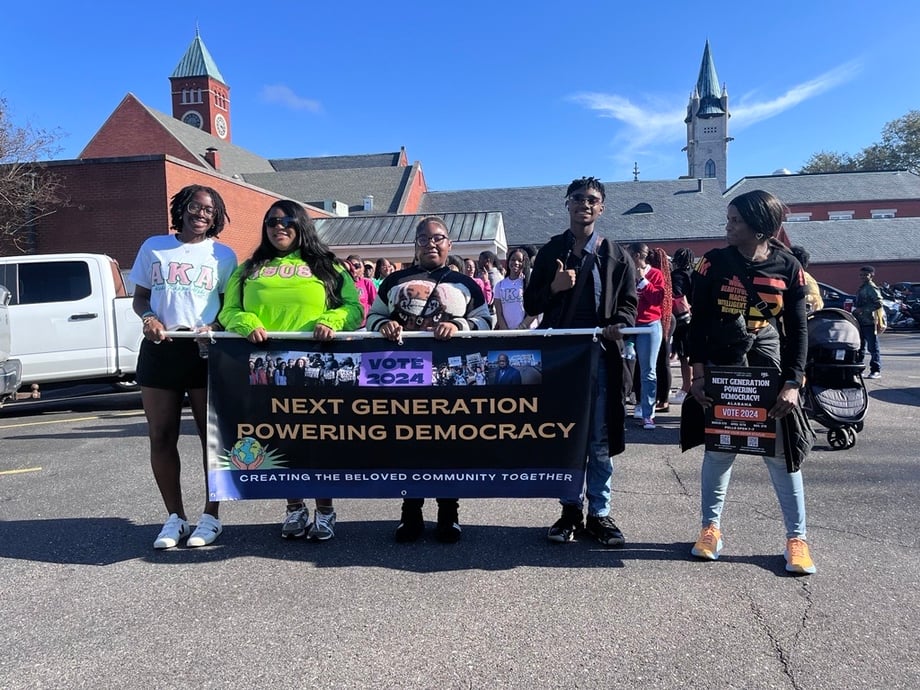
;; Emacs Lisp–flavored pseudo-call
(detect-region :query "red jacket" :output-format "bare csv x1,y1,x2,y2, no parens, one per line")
636,265,665,324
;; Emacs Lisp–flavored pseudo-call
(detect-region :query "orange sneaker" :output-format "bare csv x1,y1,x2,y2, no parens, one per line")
691,523,722,560
785,537,816,574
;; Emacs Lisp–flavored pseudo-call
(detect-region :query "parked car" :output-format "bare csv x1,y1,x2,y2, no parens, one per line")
0,284,23,403
0,253,143,400
891,282,920,301
816,282,855,311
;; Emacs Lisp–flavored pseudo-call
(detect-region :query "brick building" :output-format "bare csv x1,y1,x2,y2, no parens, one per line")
7,35,920,291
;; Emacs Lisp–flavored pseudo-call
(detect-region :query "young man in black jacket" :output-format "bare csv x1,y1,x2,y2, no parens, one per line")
523,177,637,546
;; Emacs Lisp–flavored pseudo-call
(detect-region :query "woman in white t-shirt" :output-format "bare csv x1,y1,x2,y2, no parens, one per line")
494,247,538,330
129,185,237,550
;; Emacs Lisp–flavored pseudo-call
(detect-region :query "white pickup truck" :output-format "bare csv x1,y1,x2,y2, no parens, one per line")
0,284,23,402
0,253,143,399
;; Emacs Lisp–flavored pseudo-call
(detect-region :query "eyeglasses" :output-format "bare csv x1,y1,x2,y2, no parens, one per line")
266,216,296,229
568,194,603,207
350,262,363,269
187,201,216,218
416,234,449,247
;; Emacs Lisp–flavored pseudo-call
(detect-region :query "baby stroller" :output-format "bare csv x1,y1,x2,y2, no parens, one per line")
801,308,868,450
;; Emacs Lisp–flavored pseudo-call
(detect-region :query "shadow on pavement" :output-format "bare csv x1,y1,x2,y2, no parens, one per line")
0,518,735,572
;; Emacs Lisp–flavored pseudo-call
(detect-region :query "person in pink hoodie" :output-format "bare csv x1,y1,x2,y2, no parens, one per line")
627,242,665,429
346,254,378,327
463,257,493,306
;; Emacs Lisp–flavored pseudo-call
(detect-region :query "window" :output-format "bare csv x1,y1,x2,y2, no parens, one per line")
0,264,17,303
17,261,91,305
871,209,896,219
625,203,653,215
828,210,854,220
704,159,716,178
786,213,812,222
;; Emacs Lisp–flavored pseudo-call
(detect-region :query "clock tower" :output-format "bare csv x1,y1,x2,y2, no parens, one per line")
169,30,231,141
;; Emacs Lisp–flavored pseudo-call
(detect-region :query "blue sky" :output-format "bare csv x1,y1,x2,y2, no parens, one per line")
2,1,916,191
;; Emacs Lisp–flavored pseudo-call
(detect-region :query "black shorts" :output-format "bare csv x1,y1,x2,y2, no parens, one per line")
136,337,208,391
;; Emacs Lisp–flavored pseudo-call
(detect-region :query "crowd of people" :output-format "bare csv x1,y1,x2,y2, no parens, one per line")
129,179,843,576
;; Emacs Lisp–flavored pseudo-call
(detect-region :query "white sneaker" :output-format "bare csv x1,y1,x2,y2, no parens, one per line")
153,513,191,549
308,509,337,541
187,514,223,547
633,406,643,419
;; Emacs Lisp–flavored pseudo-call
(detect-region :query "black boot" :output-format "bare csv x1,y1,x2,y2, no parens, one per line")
435,498,462,543
395,499,424,543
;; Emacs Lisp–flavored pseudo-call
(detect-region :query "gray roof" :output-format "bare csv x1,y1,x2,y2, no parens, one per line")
143,102,275,176
170,34,226,83
270,152,403,171
419,177,727,247
243,164,415,214
314,212,503,247
786,217,920,263
726,170,920,204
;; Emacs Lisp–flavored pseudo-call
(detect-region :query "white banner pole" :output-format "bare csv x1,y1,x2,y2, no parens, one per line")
163,326,656,340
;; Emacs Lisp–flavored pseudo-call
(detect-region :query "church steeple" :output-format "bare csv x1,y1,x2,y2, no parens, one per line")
683,40,731,190
169,30,232,141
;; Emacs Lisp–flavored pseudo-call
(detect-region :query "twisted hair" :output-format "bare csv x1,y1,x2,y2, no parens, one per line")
565,176,606,200
672,248,695,271
243,200,345,309
169,184,230,237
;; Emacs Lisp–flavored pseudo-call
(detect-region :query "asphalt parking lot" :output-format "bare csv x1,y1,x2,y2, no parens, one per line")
1,333,919,689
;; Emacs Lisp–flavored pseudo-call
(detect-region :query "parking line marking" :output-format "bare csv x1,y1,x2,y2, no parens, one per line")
0,410,143,430
0,467,42,476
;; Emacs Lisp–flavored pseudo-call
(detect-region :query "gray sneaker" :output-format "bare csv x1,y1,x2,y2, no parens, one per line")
308,509,337,541
281,505,309,539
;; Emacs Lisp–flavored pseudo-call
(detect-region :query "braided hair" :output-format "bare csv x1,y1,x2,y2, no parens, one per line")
169,185,230,237
648,247,673,335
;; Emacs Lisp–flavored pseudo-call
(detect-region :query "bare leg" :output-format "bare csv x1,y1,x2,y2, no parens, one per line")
141,387,186,519
186,387,219,519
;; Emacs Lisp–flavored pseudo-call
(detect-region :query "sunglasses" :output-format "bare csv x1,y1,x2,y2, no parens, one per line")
567,194,603,207
266,217,296,229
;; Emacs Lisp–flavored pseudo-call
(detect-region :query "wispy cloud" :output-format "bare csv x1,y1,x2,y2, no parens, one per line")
731,61,861,127
569,60,862,167
260,84,322,113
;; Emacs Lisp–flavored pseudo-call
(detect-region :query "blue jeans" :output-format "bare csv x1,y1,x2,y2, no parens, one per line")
700,425,807,538
561,357,612,517
634,319,663,419
858,324,881,373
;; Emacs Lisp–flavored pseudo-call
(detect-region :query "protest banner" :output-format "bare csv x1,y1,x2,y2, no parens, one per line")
205,331,599,500
704,365,780,456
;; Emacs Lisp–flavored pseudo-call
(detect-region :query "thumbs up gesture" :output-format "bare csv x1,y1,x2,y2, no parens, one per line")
550,258,577,294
